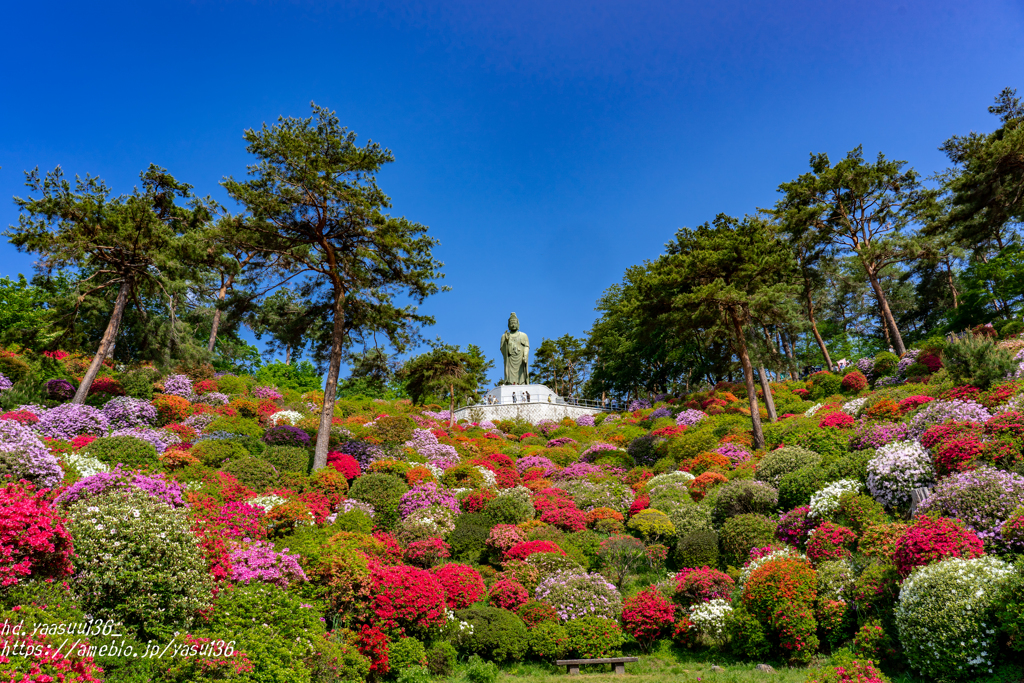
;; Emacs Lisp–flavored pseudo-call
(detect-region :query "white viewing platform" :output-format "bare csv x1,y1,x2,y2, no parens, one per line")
452,384,611,425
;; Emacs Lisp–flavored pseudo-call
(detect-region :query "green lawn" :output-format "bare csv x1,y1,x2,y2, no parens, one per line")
494,655,808,683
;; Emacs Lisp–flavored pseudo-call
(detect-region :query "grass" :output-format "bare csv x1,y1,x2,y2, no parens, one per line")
496,658,807,683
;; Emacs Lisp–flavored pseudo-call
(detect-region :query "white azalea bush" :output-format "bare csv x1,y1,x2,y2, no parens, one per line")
896,555,1014,680
866,440,935,510
809,479,861,519
688,598,732,641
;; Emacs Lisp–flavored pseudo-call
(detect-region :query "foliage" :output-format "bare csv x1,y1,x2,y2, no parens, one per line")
348,473,409,530
942,332,1016,389
453,606,529,662
563,616,624,658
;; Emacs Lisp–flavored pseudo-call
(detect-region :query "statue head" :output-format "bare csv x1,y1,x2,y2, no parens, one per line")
508,312,519,332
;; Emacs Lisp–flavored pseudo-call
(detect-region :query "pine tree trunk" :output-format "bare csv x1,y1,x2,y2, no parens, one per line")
207,276,231,353
865,267,906,355
313,289,346,471
73,280,130,404
758,366,777,422
783,332,799,380
730,310,764,449
806,291,834,372
449,383,455,429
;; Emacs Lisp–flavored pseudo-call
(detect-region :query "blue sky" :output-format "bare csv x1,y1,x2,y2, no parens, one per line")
1,0,1022,384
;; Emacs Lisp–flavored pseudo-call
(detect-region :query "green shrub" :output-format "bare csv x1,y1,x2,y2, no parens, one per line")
724,605,771,659
0,354,32,383
463,655,500,683
789,426,849,461
255,360,322,393
942,333,1017,389
388,636,426,672
564,616,624,658
903,362,931,378
823,449,872,484
626,508,676,542
207,415,264,438
778,466,828,510
374,415,414,446
425,641,457,677
834,492,887,534
528,621,569,659
712,480,778,525
119,368,157,400
217,374,249,395
83,435,159,469
872,352,899,378
1000,320,1024,338
666,425,719,462
484,494,534,525
755,446,820,487
675,530,720,569
810,373,842,400
190,438,250,467
202,581,326,682
348,473,408,530
720,513,777,568
449,511,494,561
666,503,714,537
454,607,529,662
67,488,212,639
264,445,312,474
222,456,280,491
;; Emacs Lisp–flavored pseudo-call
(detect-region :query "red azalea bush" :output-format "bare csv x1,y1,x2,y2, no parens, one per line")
0,481,74,586
920,421,983,450
431,562,485,609
688,472,728,502
516,599,559,627
919,352,942,372
327,451,362,479
70,434,98,450
897,395,935,412
461,488,497,513
405,537,451,568
673,566,735,607
841,371,868,392
806,522,858,562
621,588,677,651
539,506,587,531
0,410,39,425
0,631,105,682
369,564,447,631
505,540,565,561
152,394,192,425
489,578,529,610
629,494,650,515
984,411,1024,439
88,375,124,396
819,412,855,429
893,514,984,577
934,436,986,475
357,625,389,676
776,506,814,549
742,557,819,664
194,378,219,395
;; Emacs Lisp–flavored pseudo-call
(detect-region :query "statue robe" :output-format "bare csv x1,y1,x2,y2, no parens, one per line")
500,330,530,384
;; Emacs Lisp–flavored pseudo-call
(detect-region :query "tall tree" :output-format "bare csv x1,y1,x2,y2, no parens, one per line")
774,147,936,355
658,214,799,449
8,165,212,402
223,104,445,470
404,342,493,426
532,334,592,397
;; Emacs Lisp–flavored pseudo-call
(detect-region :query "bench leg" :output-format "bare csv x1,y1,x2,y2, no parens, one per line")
568,666,580,675
614,664,625,675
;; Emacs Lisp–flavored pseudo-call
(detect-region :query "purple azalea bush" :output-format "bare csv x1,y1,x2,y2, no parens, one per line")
516,455,557,475
554,462,603,480
648,406,672,420
850,421,910,450
866,440,935,509
856,357,875,380
716,442,753,463
0,419,63,488
580,443,620,463
162,374,194,399
45,379,76,400
102,396,158,430
627,398,652,411
676,409,708,427
111,427,176,453
197,392,230,406
35,403,110,440
909,399,992,438
896,349,921,376
917,466,1024,550
263,425,311,447
334,440,385,469
399,482,461,517
55,466,186,508
0,374,12,394
250,385,284,400
576,414,596,427
228,540,307,587
535,569,623,621
546,437,577,448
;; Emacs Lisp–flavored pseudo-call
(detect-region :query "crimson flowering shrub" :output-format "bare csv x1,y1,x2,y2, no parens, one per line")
934,436,985,474
539,506,587,531
806,522,858,562
460,488,496,512
368,564,447,632
357,625,389,676
405,537,451,568
517,599,559,627
742,556,819,663
621,588,676,651
806,657,891,683
841,371,868,392
327,451,362,479
920,421,983,449
431,562,485,609
673,566,735,607
897,395,935,412
0,409,38,425
88,375,124,396
0,631,105,683
505,540,565,561
893,514,984,577
490,578,529,610
819,412,855,429
629,494,650,515
0,481,74,586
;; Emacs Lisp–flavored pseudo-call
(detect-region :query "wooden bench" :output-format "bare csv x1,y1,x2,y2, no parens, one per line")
556,657,639,675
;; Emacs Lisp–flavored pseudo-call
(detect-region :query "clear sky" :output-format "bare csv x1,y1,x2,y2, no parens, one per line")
1,0,1022,384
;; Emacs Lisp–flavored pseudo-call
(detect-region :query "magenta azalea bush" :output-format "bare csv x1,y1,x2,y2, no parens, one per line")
35,403,109,440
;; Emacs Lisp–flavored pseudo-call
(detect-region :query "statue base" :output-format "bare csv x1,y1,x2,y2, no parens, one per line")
482,384,557,405
453,384,608,425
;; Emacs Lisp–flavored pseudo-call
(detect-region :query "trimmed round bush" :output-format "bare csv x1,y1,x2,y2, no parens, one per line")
626,508,676,541
263,425,311,447
389,636,427,671
841,371,868,393
528,620,569,659
82,435,159,469
190,438,250,467
675,530,719,569
348,473,409,530
263,445,311,474
535,570,622,621
756,446,821,487
866,440,935,511
896,556,1014,680
627,434,660,467
564,617,624,658
67,488,213,639
432,563,486,609
453,606,529,662
810,372,842,399
222,456,279,491
713,479,778,524
449,511,493,560
778,466,827,510
893,514,983,577
484,494,534,525
872,352,899,378
721,514,777,568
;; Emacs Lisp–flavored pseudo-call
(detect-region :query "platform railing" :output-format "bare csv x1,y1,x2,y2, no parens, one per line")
457,394,614,411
